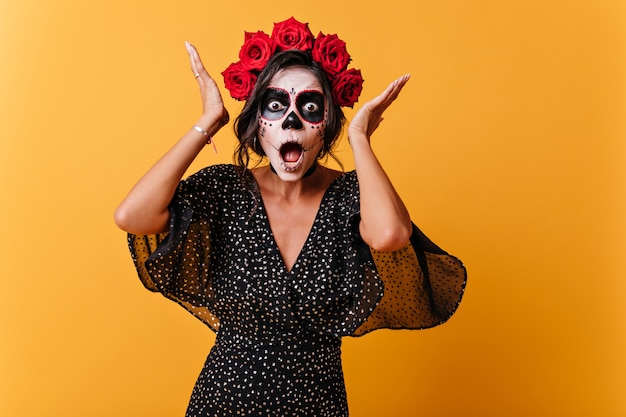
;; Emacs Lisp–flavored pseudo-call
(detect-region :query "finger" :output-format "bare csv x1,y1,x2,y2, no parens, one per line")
371,74,410,114
361,75,409,136
185,41,209,81
383,74,410,104
185,41,199,75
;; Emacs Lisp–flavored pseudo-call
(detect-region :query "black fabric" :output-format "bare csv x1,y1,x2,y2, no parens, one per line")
127,164,467,416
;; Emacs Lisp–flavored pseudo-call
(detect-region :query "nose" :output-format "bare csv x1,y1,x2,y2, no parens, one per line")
282,111,303,130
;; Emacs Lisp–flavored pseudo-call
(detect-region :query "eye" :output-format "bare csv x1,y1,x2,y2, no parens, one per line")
267,100,286,112
302,102,320,114
296,91,325,124
261,88,290,120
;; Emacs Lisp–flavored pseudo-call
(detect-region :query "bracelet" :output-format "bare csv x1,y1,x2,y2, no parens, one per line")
192,125,211,141
192,125,218,153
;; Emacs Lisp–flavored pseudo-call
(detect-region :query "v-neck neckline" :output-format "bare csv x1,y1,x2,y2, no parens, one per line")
247,169,346,275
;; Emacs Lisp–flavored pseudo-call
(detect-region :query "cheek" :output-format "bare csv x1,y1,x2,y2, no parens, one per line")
257,116,275,139
307,121,326,138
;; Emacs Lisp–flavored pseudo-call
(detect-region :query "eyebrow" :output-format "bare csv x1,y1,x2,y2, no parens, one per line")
265,87,289,98
297,90,324,97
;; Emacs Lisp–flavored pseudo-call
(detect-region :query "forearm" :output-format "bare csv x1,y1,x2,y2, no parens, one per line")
351,134,412,251
114,114,222,235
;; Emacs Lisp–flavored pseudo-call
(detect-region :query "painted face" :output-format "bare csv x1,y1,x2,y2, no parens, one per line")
257,67,327,179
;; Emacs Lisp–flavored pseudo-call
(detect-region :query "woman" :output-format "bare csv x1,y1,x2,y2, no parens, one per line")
114,18,466,417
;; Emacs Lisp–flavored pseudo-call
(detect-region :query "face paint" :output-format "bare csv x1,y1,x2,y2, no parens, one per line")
257,68,327,178
261,88,325,124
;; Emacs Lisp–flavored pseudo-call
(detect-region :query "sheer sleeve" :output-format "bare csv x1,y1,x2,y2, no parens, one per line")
125,166,466,337
127,167,221,332
343,173,467,337
295,171,466,337
352,224,467,336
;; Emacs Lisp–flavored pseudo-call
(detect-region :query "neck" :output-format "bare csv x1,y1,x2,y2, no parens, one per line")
269,161,318,178
258,162,325,200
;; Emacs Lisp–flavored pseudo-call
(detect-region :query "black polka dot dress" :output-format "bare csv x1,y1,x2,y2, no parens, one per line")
128,164,466,416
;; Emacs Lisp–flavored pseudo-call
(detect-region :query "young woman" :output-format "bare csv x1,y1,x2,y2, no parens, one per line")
114,18,466,417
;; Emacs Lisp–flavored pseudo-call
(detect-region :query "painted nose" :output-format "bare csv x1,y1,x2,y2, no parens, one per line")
282,111,303,130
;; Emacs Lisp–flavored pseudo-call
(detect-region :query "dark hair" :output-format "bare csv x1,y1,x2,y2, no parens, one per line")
233,50,346,169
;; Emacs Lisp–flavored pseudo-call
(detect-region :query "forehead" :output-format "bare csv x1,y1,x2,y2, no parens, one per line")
268,67,323,92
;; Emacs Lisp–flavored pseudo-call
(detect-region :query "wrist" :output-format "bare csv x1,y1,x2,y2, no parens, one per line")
348,131,371,150
195,113,225,137
191,112,227,153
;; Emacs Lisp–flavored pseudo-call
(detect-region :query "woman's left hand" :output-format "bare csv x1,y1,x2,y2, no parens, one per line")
347,74,410,144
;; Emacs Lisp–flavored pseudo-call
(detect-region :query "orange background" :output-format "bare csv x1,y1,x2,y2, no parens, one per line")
1,0,624,416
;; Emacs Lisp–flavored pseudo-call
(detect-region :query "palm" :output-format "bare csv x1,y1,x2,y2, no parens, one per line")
186,41,229,126
348,74,410,141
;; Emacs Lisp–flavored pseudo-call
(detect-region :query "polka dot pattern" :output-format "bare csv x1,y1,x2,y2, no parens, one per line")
127,164,466,416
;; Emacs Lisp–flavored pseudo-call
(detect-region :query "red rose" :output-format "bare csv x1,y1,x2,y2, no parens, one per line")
221,61,257,101
331,68,364,108
311,32,351,76
271,17,314,51
239,31,277,71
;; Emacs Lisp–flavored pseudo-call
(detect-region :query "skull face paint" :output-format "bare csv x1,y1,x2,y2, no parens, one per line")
261,89,326,124
257,68,327,179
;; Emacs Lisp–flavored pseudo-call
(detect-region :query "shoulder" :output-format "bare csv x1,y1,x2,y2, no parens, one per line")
181,164,244,189
329,169,358,193
174,164,254,215
322,169,360,217
174,164,244,204
186,164,238,181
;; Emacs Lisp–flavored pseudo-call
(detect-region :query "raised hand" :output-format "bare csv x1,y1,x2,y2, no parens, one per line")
347,74,413,252
185,41,230,128
114,43,232,235
348,74,410,144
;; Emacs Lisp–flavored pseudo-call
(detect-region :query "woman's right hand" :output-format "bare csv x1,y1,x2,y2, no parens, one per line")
185,41,230,129
114,43,231,235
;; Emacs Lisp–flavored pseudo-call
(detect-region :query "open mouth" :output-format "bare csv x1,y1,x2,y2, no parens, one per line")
279,142,304,172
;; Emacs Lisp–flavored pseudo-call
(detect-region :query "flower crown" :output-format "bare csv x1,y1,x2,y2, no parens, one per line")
221,17,364,108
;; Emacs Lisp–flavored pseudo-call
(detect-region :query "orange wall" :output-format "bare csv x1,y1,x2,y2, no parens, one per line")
1,1,625,416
